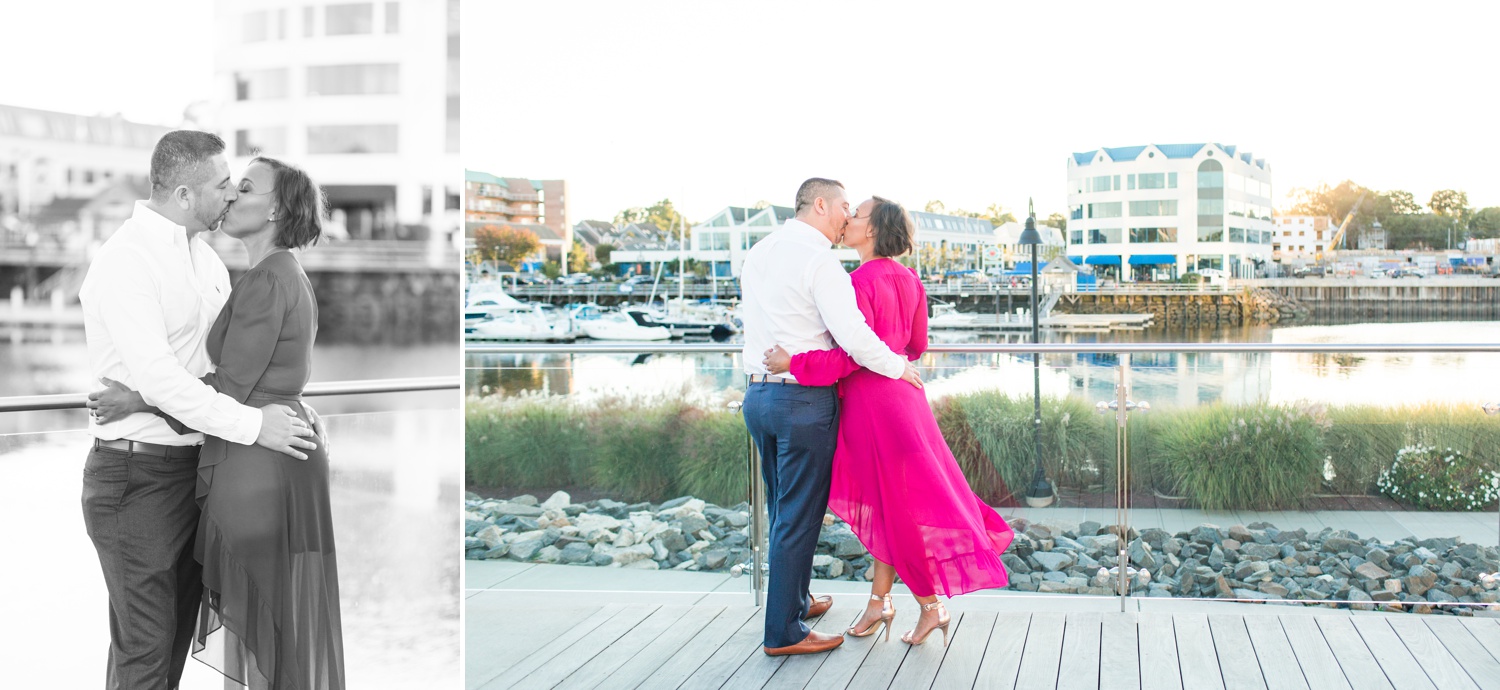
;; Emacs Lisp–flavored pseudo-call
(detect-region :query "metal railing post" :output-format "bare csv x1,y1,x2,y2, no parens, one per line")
1116,355,1131,611
729,399,766,608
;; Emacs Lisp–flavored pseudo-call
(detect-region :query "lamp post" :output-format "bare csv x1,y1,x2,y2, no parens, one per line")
1018,198,1053,507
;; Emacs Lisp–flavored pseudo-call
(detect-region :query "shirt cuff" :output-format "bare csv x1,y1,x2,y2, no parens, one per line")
227,405,262,446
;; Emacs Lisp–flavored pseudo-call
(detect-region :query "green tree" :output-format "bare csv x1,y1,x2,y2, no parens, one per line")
1468,208,1500,239
981,203,1017,226
1043,212,1067,233
541,261,562,279
568,240,590,274
1429,189,1470,219
594,242,615,264
1385,190,1422,215
616,199,689,232
473,224,540,269
924,200,947,214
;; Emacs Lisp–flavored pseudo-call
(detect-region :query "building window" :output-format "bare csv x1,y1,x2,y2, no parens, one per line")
384,2,400,32
1198,228,1224,242
1088,175,1117,193
1198,199,1224,215
1137,172,1168,190
235,127,288,156
1129,200,1178,216
243,10,272,42
1128,174,1136,190
1070,205,1083,221
234,69,289,101
1168,172,1178,188
307,124,398,154
1229,227,1245,243
1071,230,1084,245
307,64,400,96
1129,227,1177,243
1197,159,1224,188
1088,228,1122,244
326,3,374,35
1088,202,1122,219
304,5,316,36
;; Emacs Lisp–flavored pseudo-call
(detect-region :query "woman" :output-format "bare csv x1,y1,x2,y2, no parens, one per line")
764,196,1014,647
95,157,344,688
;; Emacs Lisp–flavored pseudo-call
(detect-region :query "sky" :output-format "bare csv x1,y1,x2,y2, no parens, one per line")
463,0,1500,225
0,1,216,126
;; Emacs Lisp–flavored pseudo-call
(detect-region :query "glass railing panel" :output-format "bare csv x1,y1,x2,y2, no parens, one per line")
1129,345,1500,613
0,408,459,689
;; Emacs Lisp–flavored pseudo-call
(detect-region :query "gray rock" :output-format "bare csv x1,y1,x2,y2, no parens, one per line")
1079,521,1102,536
465,519,490,537
703,549,729,570
659,496,693,511
536,546,562,564
595,499,629,518
493,502,544,518
509,538,544,561
559,542,594,564
677,514,711,535
1033,552,1075,572
1002,553,1032,574
510,494,539,506
1349,588,1375,610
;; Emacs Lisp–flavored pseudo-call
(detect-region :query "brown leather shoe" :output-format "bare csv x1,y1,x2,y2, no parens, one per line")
763,630,844,656
803,595,832,620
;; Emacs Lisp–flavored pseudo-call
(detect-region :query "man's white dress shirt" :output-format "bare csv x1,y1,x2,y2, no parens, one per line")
79,201,261,446
740,218,907,382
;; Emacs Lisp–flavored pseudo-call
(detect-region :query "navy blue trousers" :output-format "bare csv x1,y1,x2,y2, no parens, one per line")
742,381,839,648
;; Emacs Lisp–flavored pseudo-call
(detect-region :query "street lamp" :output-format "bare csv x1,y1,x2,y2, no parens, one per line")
1018,198,1053,508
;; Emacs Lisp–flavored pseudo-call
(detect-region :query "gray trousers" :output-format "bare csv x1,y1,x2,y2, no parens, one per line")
82,444,203,690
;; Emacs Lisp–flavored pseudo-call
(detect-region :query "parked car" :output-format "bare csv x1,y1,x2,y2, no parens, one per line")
1292,265,1327,278
1389,267,1426,279
557,273,595,286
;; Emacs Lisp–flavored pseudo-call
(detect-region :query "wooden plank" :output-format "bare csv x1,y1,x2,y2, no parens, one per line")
798,605,884,689
1013,612,1066,689
1208,615,1268,690
499,604,658,689
1424,617,1500,690
1099,613,1141,690
586,605,720,690
465,603,608,689
1138,614,1182,690
1385,617,1481,690
470,604,621,690
635,607,760,690
889,608,965,690
1058,613,1104,690
844,604,919,689
973,613,1032,690
1349,616,1437,690
681,609,771,688
1314,617,1395,690
1276,616,1352,690
1240,615,1311,690
1173,614,1226,690
555,605,694,687
720,611,834,690
931,612,999,690
1460,619,1500,663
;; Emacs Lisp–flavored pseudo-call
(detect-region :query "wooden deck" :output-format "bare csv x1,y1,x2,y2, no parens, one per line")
466,596,1500,689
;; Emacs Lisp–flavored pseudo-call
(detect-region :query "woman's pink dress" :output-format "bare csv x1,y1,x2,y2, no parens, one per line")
790,259,1014,597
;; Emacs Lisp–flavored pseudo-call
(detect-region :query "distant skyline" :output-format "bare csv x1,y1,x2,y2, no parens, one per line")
464,0,1500,226
0,2,214,127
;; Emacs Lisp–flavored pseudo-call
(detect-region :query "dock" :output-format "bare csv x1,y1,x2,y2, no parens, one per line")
930,313,1155,333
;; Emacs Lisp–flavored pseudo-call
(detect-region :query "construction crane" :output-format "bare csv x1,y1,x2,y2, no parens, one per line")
1315,192,1367,272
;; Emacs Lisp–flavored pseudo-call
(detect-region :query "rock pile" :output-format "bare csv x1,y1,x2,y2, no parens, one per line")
466,492,1500,614
1246,288,1309,323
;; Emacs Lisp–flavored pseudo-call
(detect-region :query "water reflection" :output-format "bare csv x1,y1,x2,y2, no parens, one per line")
0,409,459,689
465,321,1500,409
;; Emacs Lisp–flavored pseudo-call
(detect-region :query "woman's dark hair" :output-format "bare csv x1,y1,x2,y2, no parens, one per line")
252,156,325,249
869,196,914,258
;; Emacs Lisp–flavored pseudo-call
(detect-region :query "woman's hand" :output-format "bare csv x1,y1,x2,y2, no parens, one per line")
86,377,151,424
763,345,791,375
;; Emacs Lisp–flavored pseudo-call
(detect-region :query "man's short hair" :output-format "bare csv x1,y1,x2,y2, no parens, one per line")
794,178,845,215
150,130,226,195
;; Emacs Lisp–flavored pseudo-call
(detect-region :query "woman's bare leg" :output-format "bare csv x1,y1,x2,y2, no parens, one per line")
849,558,897,634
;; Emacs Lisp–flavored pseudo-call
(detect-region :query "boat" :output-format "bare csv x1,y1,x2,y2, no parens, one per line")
927,302,978,329
467,304,577,341
570,304,671,341
623,304,737,340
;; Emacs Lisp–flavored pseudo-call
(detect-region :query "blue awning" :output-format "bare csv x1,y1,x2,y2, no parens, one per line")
1084,255,1121,265
1128,254,1177,265
1012,261,1047,273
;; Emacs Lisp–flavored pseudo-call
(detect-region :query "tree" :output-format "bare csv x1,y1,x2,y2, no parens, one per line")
1429,189,1470,219
473,224,540,269
1385,190,1422,215
983,203,1017,226
1043,212,1068,233
594,242,615,264
752,200,772,210
540,261,562,280
924,200,946,214
615,198,688,232
1468,208,1500,240
568,239,590,274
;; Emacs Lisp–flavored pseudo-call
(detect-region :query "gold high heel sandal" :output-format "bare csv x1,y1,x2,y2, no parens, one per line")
902,601,951,647
846,594,895,641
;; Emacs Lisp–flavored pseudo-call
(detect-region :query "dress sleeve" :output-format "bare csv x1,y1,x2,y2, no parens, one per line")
204,270,287,405
907,273,929,360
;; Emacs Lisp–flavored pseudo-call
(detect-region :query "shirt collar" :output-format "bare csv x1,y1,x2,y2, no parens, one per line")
783,217,836,247
131,200,192,249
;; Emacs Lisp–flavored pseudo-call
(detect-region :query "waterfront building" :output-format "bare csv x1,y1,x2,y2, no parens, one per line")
1273,215,1336,259
0,104,168,246
464,170,570,267
213,0,461,246
1066,143,1274,280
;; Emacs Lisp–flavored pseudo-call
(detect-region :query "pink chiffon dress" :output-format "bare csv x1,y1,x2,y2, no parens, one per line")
789,258,1014,597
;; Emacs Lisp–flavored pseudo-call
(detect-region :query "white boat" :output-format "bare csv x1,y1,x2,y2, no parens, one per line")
624,304,737,339
571,304,670,341
928,302,978,329
468,305,577,341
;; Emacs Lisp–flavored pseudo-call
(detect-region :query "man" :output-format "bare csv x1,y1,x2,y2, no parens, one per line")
77,130,317,690
740,177,923,656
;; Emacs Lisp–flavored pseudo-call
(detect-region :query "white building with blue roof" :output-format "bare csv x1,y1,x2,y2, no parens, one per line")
1065,143,1274,280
